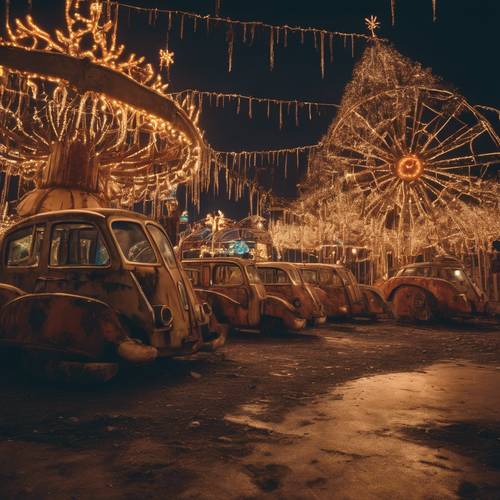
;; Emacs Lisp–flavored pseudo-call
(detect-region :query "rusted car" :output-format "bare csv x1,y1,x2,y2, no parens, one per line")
182,257,306,333
380,258,488,321
256,262,327,327
297,263,390,319
0,209,225,381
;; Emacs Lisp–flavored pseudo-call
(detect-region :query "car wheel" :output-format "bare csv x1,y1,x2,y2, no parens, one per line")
392,286,434,322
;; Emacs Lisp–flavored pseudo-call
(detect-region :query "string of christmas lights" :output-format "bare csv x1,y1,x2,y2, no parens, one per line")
170,89,339,128
114,1,372,75
390,0,437,25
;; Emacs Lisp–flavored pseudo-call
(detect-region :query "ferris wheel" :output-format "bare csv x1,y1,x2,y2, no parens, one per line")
321,85,500,230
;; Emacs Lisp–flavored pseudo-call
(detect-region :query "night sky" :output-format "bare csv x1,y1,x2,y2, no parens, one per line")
2,0,499,219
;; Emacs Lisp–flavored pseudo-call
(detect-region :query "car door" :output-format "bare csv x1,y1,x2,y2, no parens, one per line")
209,262,251,326
146,223,201,334
258,267,295,303
338,268,365,314
316,268,350,317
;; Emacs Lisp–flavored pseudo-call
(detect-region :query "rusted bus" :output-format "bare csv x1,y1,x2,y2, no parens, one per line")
296,263,390,320
380,259,489,321
256,262,327,326
0,209,225,380
183,257,307,333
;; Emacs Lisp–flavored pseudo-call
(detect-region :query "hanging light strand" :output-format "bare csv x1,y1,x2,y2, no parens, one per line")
171,89,339,127
114,1,372,74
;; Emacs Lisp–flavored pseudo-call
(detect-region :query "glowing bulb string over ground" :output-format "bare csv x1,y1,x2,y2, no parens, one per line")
113,1,373,75
170,89,340,128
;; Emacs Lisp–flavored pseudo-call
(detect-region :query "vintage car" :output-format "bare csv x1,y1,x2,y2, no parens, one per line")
379,257,488,321
182,257,306,333
0,209,225,381
256,262,327,327
296,263,390,319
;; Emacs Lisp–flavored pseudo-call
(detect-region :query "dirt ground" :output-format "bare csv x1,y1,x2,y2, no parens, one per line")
0,319,499,499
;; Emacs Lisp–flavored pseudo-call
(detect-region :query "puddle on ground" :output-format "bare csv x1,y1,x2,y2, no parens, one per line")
225,362,500,499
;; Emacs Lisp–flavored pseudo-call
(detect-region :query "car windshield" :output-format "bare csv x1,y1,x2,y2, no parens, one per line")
111,221,157,264
246,264,262,284
147,224,177,268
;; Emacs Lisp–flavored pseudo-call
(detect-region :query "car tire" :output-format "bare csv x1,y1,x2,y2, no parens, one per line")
392,286,435,322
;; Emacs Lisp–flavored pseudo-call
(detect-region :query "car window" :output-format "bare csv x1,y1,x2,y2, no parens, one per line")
6,225,45,267
438,267,469,285
111,221,157,264
185,268,201,286
257,267,291,284
257,268,270,283
246,264,262,284
50,223,109,267
147,224,177,268
401,267,416,276
301,269,318,284
401,266,431,277
213,264,244,285
319,269,341,286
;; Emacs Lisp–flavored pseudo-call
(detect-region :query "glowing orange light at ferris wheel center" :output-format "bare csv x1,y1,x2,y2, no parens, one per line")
395,154,424,182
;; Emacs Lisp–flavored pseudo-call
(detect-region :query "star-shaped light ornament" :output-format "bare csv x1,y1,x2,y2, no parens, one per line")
364,15,380,38
159,49,175,70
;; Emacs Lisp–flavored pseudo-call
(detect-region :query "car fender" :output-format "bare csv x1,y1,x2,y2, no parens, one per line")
263,294,306,331
0,292,157,362
194,288,250,327
0,283,25,309
387,283,437,303
359,285,392,317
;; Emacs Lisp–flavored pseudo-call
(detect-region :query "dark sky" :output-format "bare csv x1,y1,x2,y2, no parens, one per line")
2,0,499,219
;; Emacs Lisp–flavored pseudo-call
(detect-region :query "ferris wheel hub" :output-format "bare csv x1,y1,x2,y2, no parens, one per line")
395,154,424,182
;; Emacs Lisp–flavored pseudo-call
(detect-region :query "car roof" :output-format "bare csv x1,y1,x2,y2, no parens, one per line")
256,261,298,270
6,208,150,228
182,257,253,266
401,260,463,269
295,263,345,270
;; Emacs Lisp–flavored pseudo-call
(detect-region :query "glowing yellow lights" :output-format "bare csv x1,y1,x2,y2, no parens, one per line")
364,15,380,38
159,49,175,70
395,154,424,182
0,0,204,208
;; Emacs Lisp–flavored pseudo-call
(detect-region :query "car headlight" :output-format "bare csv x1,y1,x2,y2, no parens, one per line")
154,305,173,329
160,306,173,328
